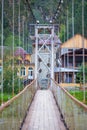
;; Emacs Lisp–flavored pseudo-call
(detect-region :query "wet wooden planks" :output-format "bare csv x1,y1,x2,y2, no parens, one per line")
21,90,66,130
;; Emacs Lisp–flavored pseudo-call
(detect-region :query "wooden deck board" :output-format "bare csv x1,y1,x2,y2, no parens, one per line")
21,90,66,130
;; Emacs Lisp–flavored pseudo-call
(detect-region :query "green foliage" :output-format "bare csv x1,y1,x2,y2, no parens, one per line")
69,90,87,104
0,93,13,105
0,0,87,47
76,64,87,83
0,0,32,51
59,0,87,42
33,9,43,23
31,0,58,23
3,55,23,94
59,24,65,43
4,34,22,47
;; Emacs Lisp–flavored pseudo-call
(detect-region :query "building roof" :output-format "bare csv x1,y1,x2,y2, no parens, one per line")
61,34,87,49
14,47,27,59
54,67,78,73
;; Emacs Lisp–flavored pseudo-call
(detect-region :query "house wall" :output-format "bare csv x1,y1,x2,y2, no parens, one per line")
25,54,31,62
17,54,35,80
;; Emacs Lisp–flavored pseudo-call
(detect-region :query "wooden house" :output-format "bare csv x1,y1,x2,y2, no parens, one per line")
54,34,87,85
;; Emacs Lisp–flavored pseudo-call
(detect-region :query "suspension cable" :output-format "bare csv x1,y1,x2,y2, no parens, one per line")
52,0,63,22
12,0,15,96
18,0,21,92
22,5,26,84
72,0,75,83
82,0,85,102
25,21,28,52
25,0,36,22
66,8,69,83
22,16,25,66
64,21,66,83
1,0,4,105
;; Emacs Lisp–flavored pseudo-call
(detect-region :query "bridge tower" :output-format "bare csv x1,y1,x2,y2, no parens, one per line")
34,24,55,88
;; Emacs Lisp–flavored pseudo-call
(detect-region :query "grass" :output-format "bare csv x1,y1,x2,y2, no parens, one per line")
69,90,87,105
0,93,13,105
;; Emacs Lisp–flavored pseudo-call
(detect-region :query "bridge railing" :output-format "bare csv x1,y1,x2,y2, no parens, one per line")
0,79,37,130
51,79,87,130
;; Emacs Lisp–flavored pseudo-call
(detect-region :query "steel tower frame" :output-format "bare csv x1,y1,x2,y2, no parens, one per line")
35,24,54,88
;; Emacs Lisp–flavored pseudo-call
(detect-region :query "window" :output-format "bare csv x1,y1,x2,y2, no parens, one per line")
28,67,33,76
17,60,22,65
68,49,73,52
28,67,33,79
21,67,25,76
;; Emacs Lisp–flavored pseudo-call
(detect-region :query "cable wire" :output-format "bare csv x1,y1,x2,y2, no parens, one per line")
12,0,15,96
82,0,85,102
1,0,4,105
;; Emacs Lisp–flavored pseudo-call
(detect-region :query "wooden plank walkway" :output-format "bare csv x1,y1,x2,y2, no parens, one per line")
21,90,66,130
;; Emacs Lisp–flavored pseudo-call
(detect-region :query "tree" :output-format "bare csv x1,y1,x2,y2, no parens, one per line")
76,64,87,86
4,34,22,47
59,24,65,43
3,49,23,94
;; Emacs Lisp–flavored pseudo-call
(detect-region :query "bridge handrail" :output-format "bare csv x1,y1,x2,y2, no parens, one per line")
0,79,36,112
51,78,87,130
0,79,37,130
51,78,87,111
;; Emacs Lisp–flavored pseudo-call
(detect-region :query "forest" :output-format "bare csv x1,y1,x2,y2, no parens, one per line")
30,0,87,41
0,0,87,51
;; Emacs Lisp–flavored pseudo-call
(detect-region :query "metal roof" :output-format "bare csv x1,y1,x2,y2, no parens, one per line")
54,67,78,73
61,34,87,49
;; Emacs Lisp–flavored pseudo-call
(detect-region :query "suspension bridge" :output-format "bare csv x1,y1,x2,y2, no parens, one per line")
0,0,87,130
